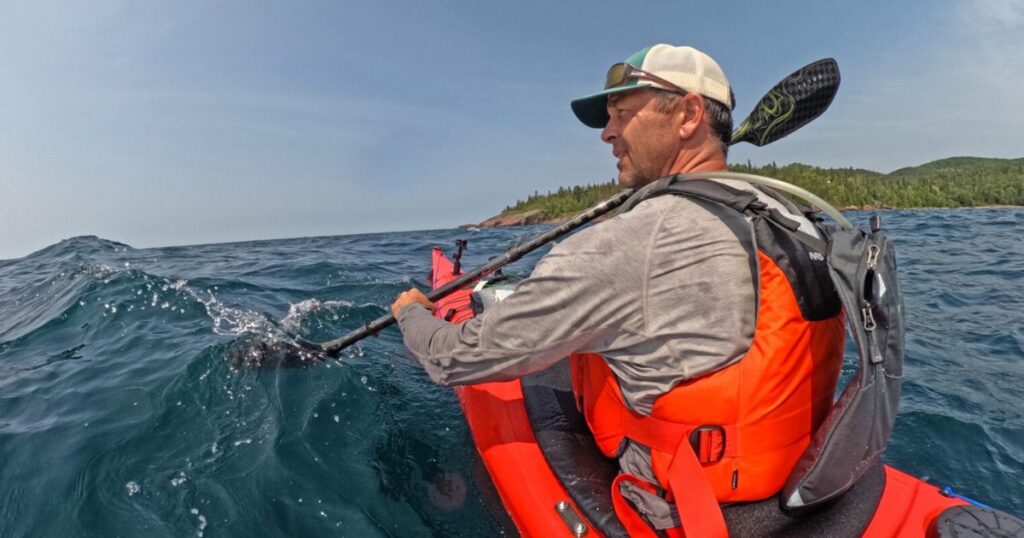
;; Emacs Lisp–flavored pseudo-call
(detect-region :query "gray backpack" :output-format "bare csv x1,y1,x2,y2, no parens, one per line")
627,173,905,513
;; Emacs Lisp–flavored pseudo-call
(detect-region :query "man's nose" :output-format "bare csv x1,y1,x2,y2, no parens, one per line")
601,117,618,144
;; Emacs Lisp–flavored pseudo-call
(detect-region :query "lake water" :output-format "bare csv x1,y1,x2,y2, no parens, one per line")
1,208,1021,536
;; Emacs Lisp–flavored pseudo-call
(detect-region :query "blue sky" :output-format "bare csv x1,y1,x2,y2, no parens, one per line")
2,1,1022,259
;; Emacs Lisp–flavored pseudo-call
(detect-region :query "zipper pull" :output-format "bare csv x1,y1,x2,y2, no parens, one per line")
862,305,877,331
866,244,880,270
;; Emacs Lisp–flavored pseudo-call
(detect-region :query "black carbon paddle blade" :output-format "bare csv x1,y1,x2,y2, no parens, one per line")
730,58,840,147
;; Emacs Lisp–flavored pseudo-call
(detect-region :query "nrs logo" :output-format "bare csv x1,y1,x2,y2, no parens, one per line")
809,252,825,261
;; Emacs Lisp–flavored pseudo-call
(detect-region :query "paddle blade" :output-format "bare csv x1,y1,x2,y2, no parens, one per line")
225,335,328,369
730,58,840,147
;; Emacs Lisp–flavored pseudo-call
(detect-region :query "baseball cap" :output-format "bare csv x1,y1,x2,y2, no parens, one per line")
571,44,733,128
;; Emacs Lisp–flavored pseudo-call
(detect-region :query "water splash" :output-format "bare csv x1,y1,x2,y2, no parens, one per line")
280,298,353,333
125,481,141,496
189,508,207,537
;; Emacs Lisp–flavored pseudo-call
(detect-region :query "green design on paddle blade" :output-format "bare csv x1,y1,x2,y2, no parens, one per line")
756,88,796,145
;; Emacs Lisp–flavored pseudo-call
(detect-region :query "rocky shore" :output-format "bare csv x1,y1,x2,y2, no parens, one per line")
469,210,615,228
471,210,564,227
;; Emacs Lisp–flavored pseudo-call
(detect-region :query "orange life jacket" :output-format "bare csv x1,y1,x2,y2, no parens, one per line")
570,179,846,536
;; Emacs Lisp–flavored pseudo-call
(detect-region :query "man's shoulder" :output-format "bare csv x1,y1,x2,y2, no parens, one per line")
555,196,673,244
553,194,734,252
629,193,741,233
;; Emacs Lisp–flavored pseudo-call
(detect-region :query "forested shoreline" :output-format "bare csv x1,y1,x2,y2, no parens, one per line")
489,157,1024,224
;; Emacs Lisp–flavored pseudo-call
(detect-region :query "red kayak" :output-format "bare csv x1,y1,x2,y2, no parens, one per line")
428,246,1021,537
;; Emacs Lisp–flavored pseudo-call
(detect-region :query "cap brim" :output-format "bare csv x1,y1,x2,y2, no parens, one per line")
570,82,650,128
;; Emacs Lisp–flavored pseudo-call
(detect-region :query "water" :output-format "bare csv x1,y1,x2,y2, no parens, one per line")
1,209,1022,536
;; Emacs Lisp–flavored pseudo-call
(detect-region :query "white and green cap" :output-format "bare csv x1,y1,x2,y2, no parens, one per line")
571,44,734,128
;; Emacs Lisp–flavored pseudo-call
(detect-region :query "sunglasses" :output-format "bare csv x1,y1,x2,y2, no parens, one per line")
604,63,688,94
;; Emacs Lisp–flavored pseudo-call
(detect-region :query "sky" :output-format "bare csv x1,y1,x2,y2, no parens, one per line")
2,0,1022,259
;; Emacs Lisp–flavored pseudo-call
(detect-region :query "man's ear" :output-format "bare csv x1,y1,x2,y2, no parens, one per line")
678,93,706,140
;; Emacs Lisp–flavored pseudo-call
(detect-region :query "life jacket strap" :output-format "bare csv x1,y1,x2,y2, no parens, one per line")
622,406,815,467
623,413,738,463
665,437,730,537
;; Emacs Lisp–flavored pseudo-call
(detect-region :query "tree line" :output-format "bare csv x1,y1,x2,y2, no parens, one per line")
501,157,1024,219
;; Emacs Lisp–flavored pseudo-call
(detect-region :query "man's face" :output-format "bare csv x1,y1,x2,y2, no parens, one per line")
601,89,681,188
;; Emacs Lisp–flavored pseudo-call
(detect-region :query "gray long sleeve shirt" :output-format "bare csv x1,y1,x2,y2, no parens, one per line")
395,182,782,415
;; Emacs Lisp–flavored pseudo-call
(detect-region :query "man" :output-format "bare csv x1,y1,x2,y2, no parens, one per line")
391,44,844,536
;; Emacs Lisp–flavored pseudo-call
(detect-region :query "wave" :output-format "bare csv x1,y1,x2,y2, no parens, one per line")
24,235,133,259
0,235,157,344
0,236,386,372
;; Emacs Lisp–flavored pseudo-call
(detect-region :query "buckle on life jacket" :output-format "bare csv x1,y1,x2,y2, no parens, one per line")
689,425,726,464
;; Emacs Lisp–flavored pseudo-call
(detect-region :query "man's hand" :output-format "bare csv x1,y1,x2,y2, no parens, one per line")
391,288,436,318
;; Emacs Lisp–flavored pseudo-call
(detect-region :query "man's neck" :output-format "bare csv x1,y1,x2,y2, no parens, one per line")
667,146,728,175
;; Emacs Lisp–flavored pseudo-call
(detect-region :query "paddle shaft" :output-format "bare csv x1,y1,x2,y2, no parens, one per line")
319,189,634,356
315,58,841,356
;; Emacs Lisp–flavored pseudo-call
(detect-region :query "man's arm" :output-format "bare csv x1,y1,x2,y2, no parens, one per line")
392,218,649,386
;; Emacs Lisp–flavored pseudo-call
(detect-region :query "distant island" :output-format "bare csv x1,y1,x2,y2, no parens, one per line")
478,157,1024,226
